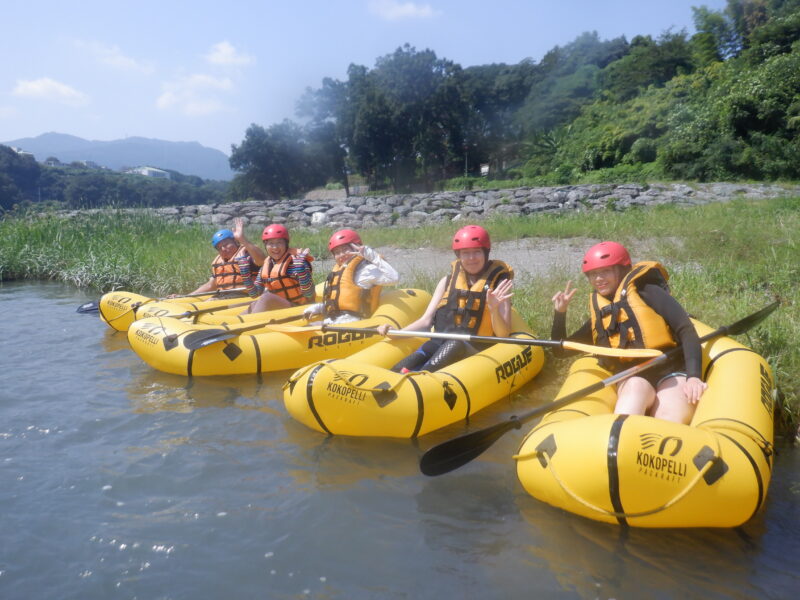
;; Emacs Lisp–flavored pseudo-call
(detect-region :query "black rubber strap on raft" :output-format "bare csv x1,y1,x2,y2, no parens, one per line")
408,376,425,439
305,363,331,435
607,414,629,527
251,336,262,374
373,314,401,329
717,431,766,521
702,347,758,381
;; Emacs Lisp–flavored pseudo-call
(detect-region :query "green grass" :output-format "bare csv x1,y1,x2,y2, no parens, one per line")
2,198,798,433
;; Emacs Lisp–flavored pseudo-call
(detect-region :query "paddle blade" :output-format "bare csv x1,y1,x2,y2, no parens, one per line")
183,329,232,350
722,301,779,337
419,418,521,476
562,340,662,358
77,300,99,313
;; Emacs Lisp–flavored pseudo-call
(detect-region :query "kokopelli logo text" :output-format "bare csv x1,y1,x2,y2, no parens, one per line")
325,371,370,405
636,433,687,482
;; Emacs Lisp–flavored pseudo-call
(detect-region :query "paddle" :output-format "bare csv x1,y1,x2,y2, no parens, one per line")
160,300,254,319
179,312,316,350
418,301,779,477
320,325,663,359
76,287,248,314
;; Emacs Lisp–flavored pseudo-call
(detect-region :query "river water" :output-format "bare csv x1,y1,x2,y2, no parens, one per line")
1,281,798,599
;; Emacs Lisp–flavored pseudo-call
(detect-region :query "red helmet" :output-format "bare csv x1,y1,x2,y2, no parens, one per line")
328,229,362,251
452,225,491,251
262,224,289,242
582,241,631,273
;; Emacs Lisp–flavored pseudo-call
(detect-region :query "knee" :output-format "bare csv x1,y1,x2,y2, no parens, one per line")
614,377,656,416
652,393,696,425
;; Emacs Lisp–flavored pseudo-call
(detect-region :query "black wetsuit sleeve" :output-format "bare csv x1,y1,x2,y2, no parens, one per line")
551,311,593,358
639,284,703,380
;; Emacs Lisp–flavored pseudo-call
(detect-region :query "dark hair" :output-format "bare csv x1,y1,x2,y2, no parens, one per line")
454,248,490,260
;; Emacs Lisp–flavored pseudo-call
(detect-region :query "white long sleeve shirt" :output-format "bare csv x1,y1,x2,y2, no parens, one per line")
305,246,400,324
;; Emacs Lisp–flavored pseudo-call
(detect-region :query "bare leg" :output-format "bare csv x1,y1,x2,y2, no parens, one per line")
240,292,292,314
614,376,656,416
651,375,695,424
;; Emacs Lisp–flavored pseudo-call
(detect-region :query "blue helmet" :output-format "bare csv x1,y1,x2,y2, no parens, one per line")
211,229,235,248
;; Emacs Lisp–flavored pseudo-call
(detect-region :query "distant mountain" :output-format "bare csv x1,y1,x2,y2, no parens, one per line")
2,132,234,181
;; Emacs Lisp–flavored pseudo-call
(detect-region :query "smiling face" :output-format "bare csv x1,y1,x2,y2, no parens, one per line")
331,244,354,266
585,266,623,298
264,238,288,260
458,247,487,276
215,238,239,261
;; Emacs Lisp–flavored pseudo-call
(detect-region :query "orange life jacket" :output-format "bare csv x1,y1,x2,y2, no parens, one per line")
322,255,381,319
589,261,676,354
211,246,249,289
259,249,314,305
434,259,513,336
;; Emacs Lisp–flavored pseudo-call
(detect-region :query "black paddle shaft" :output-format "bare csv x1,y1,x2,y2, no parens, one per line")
419,301,779,476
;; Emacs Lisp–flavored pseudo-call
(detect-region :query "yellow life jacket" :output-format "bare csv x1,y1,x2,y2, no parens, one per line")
435,259,513,336
589,261,676,353
211,246,248,289
322,255,381,319
259,248,314,306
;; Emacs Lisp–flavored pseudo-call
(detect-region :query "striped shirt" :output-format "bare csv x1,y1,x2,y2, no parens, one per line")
238,254,314,302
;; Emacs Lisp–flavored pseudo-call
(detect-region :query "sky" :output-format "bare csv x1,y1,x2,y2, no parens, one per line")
1,0,729,155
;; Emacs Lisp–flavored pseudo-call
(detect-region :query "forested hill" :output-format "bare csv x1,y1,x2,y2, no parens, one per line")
0,144,227,212
1,134,232,211
3,133,233,181
228,0,800,199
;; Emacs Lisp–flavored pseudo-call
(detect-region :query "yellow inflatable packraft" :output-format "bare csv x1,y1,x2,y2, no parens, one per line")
515,319,775,528
100,283,329,331
127,288,430,376
99,289,249,331
283,310,545,437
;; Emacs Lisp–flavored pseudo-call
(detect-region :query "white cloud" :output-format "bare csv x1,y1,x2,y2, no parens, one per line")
75,40,154,74
156,74,233,116
12,78,89,107
368,0,441,20
205,41,254,66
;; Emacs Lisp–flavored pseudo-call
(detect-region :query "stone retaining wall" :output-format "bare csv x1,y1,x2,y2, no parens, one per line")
65,182,800,229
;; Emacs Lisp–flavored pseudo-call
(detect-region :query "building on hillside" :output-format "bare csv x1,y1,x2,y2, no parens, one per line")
9,146,35,158
127,166,171,179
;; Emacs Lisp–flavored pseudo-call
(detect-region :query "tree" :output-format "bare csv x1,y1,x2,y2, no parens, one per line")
692,1,771,60
599,32,694,101
462,61,536,174
301,45,469,190
0,145,41,207
229,121,325,199
516,32,628,135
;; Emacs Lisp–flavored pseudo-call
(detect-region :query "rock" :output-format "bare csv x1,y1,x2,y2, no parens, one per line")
53,182,800,231
431,208,461,218
326,205,356,217
211,213,232,225
523,202,561,213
